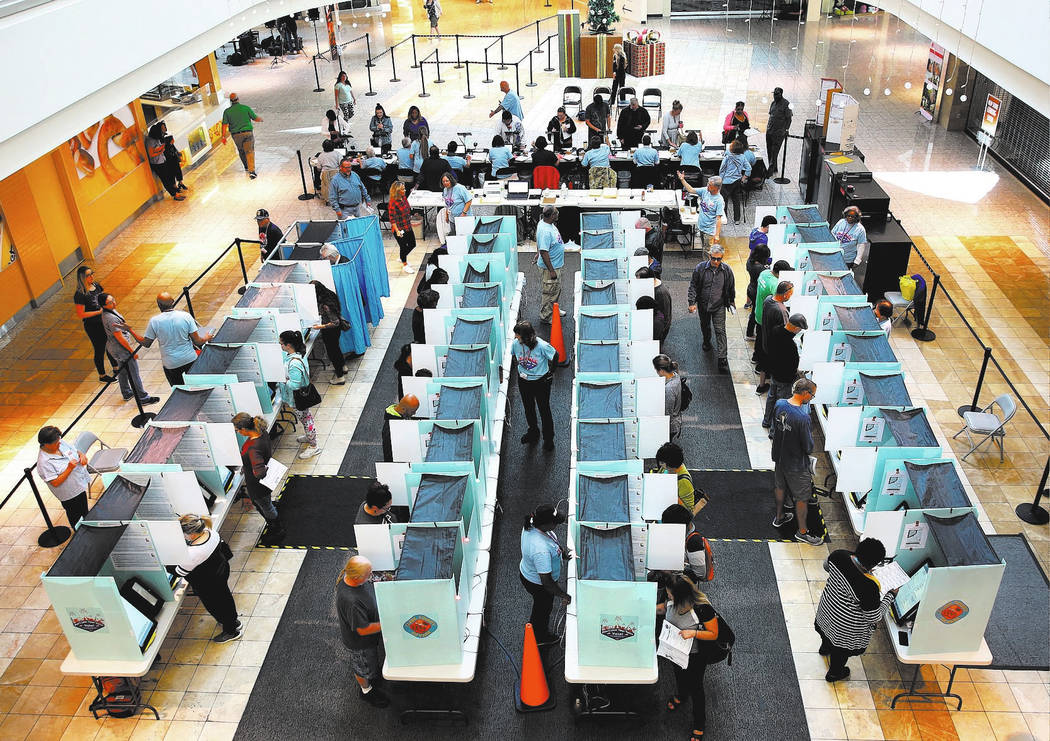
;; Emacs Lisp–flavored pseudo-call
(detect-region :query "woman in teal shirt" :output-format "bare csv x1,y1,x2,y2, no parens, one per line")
334,71,356,122
437,172,472,245
581,135,611,168
488,135,513,179
676,130,703,168
519,502,570,644
278,330,322,460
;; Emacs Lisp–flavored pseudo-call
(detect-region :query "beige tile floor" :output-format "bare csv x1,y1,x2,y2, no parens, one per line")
0,3,1048,739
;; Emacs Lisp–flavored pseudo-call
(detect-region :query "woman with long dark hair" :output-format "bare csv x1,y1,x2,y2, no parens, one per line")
511,321,558,451
745,244,771,339
393,343,413,399
659,574,721,741
232,413,284,544
403,106,429,141
369,104,393,153
335,70,356,122
323,109,349,147
279,330,322,460
310,280,347,385
654,354,683,444
519,503,570,645
73,266,115,383
159,121,187,191
175,514,240,643
145,123,183,200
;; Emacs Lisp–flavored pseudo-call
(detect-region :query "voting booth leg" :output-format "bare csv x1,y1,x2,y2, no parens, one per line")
515,623,556,713
892,664,964,711
910,274,939,342
25,471,71,548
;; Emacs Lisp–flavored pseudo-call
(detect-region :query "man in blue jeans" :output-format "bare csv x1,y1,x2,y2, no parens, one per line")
328,158,370,220
762,312,808,429
687,245,736,373
771,378,823,545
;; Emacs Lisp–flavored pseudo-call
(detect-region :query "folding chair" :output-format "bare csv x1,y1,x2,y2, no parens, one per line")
616,86,636,117
358,169,385,199
631,165,661,191
883,291,915,326
562,85,583,114
591,85,612,106
74,431,127,497
953,394,1016,462
641,88,662,127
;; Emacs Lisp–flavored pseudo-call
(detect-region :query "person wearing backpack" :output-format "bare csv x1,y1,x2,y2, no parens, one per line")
654,354,687,444
651,442,707,514
660,504,714,583
658,574,724,740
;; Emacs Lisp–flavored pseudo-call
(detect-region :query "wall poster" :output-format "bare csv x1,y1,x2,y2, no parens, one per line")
66,105,144,199
920,43,944,121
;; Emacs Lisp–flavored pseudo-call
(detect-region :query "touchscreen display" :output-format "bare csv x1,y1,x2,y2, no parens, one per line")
893,563,931,620
121,597,156,649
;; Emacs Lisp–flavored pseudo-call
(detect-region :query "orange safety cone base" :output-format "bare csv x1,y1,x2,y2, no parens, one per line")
514,680,557,713
549,301,571,367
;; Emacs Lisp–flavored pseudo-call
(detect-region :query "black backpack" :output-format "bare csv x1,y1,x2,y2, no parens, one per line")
679,376,693,412
704,611,736,666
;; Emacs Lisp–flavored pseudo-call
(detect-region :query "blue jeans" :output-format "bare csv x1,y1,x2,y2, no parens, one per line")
111,354,149,401
763,378,793,428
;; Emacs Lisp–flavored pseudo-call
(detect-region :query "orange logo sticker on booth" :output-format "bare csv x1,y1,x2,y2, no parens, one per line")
403,614,437,638
936,600,969,624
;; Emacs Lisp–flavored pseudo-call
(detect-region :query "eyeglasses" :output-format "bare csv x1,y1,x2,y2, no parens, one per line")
710,257,723,262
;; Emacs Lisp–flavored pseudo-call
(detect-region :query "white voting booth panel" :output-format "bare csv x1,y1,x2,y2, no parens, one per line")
642,474,679,521
228,307,302,337
648,523,687,570
798,330,831,371
832,448,878,493
235,284,320,327
826,406,863,451
862,510,907,558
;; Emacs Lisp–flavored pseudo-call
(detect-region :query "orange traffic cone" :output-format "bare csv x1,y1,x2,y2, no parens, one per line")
514,623,556,713
549,301,570,367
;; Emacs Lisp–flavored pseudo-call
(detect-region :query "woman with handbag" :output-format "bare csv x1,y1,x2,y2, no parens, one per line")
658,574,720,740
175,514,241,643
279,330,323,460
159,122,187,192
309,280,348,385
722,101,750,146
232,413,285,544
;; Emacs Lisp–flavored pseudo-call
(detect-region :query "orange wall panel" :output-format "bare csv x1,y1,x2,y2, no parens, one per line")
24,157,80,268
0,170,62,298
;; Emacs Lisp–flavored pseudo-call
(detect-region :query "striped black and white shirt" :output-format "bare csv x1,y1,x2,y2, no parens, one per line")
815,550,894,651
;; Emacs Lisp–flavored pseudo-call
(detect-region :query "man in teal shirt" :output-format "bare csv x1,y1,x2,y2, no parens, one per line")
221,93,262,179
632,135,660,166
489,80,524,121
536,206,565,324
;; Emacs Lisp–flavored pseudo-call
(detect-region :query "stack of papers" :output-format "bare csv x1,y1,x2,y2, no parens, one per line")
872,561,909,596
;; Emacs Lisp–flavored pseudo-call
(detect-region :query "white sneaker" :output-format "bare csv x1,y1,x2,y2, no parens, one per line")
559,309,567,316
331,375,346,385
402,264,416,274
298,446,323,460
296,434,312,443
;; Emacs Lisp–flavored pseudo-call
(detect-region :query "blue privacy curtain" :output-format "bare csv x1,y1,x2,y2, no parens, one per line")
330,215,391,355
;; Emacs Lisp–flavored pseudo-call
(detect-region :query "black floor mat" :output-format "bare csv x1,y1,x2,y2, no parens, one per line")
692,469,828,542
986,534,1050,670
659,252,751,470
265,475,374,548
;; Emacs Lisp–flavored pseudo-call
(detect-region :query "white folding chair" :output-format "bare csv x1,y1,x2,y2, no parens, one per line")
953,394,1016,462
884,291,914,327
74,430,127,496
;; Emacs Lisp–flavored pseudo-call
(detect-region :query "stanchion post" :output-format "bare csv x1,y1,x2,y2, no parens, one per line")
483,47,493,83
454,34,463,69
182,287,195,318
911,273,939,342
772,135,791,184
365,58,377,95
514,62,521,95
365,33,374,67
958,346,992,417
390,45,401,82
435,49,444,83
1015,458,1050,525
418,54,429,97
24,472,71,548
545,35,555,72
312,55,324,93
526,51,537,87
411,35,420,68
498,36,507,69
535,20,541,52
296,150,316,201
464,61,475,99
235,238,250,295
123,356,156,429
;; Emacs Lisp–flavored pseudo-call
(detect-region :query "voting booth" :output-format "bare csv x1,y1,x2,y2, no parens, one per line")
812,363,907,408
782,271,863,298
435,254,515,300
424,309,506,361
153,383,263,424
42,523,173,662
578,307,654,343
571,464,679,524
574,374,665,421
255,259,334,291
411,343,500,392
581,252,649,282
864,511,1004,654
399,378,495,442
576,339,660,376
185,342,286,414
234,283,319,328
799,330,896,371
120,422,241,497
788,293,873,334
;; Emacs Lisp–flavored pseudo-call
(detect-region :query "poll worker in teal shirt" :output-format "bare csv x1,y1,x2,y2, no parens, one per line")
518,503,570,643
632,135,660,166
536,205,565,325
511,321,559,449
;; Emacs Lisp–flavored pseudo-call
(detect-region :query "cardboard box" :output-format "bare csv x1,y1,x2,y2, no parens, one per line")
626,40,665,77
580,34,618,78
557,10,582,77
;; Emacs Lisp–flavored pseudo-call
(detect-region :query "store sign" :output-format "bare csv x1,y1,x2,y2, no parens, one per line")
919,43,945,122
981,94,1001,137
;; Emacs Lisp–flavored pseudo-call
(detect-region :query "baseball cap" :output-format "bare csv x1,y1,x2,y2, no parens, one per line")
255,209,269,220
788,313,808,330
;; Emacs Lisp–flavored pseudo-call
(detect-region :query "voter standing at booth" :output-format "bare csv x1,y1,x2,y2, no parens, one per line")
232,413,285,545
175,514,241,644
511,321,558,450
337,555,389,707
831,206,867,269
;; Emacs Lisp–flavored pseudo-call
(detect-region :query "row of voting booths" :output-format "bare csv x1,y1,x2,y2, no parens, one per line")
355,215,525,681
757,205,1005,661
564,211,686,692
44,218,390,692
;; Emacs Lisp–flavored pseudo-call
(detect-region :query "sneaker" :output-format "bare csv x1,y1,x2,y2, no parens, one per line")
825,668,850,683
99,374,116,383
756,383,770,395
718,360,730,374
178,183,188,191
296,434,312,443
260,525,286,546
795,531,824,546
782,499,795,509
173,194,186,201
772,512,794,528
140,396,161,406
360,687,390,707
212,629,242,644
249,171,258,179
559,309,567,317
298,446,323,460
331,375,347,385
402,264,416,274
122,396,134,402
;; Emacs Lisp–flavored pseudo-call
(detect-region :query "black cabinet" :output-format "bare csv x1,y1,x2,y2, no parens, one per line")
861,216,912,303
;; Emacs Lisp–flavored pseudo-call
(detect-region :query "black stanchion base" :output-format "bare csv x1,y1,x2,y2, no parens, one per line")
911,328,936,342
39,526,71,548
464,94,476,100
366,61,375,68
527,82,538,87
482,78,493,83
418,93,431,98
497,65,508,70
957,405,978,417
1015,502,1050,525
772,176,791,184
411,64,421,69
390,77,401,83
544,66,555,72
454,64,464,69
366,91,378,96
132,412,157,429
238,287,248,295
434,79,445,84
298,193,316,201
313,87,324,93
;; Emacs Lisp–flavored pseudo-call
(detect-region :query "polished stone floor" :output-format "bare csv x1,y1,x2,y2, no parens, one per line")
0,2,1046,739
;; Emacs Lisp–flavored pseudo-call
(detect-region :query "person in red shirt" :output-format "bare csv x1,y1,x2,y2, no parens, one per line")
387,181,416,274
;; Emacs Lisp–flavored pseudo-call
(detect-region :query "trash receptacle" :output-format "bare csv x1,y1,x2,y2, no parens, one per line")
411,213,425,241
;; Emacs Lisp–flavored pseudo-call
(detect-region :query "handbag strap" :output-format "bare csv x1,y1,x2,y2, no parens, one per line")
290,355,310,381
